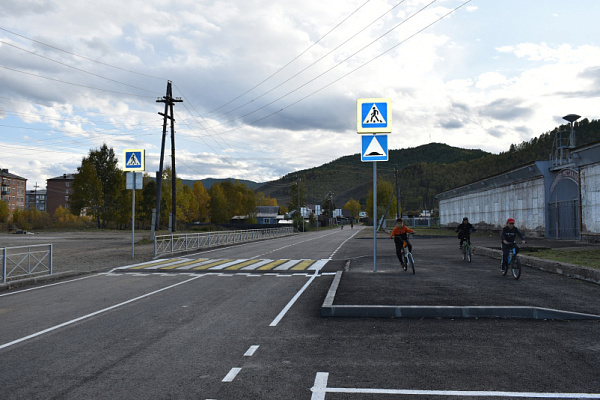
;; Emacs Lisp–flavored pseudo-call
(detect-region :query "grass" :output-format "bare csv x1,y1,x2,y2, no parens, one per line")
520,248,600,270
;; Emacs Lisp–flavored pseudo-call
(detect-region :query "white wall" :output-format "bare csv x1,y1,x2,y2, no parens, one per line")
439,177,546,232
580,163,600,234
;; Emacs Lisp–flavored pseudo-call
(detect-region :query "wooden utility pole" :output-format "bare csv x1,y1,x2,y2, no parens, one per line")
155,81,182,232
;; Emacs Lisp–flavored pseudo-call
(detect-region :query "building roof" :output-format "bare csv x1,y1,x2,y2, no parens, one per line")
48,173,75,181
256,206,279,217
0,169,27,180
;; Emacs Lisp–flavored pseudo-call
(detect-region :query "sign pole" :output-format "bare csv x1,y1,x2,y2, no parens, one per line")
373,160,377,272
132,171,136,259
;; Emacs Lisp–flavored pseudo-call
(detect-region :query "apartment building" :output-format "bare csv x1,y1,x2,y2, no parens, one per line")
26,189,47,212
46,174,75,215
0,169,27,214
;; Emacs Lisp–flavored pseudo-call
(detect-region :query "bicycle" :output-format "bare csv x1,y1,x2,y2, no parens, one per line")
400,240,415,274
461,235,472,263
502,243,522,280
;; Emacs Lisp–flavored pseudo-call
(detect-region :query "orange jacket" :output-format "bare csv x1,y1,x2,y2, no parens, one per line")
390,225,414,239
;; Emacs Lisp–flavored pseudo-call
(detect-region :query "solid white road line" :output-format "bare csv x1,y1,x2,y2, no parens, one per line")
269,273,318,327
0,275,204,351
310,372,600,399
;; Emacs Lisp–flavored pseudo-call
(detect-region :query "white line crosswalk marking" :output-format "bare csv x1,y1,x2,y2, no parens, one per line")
117,258,329,273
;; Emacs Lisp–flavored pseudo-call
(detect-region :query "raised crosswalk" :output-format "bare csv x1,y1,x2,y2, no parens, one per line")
114,258,329,273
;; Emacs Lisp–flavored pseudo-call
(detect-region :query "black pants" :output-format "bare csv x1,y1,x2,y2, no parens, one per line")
502,243,519,267
394,237,412,263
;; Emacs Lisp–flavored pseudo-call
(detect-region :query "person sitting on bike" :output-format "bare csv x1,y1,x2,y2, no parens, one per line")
455,217,475,249
501,218,526,272
390,218,414,269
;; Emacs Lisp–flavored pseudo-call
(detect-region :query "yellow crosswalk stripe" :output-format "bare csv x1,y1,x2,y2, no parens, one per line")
159,259,209,270
257,259,289,270
192,259,234,270
130,259,185,269
290,260,316,270
225,259,262,270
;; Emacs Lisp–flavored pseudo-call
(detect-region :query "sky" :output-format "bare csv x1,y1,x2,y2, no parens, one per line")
1,0,600,190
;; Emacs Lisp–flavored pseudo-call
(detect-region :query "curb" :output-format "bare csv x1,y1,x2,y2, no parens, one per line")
0,271,89,291
473,246,600,285
320,272,600,320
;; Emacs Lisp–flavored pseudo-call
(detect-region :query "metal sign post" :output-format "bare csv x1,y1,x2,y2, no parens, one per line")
124,149,145,259
357,98,391,273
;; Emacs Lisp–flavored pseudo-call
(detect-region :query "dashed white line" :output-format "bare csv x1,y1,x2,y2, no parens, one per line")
222,367,241,382
244,345,259,356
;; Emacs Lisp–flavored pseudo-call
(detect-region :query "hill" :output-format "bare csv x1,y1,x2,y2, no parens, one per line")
255,143,490,208
255,118,600,214
178,177,261,190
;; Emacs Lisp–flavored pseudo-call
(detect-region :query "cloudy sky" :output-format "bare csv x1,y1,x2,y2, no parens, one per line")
1,0,599,189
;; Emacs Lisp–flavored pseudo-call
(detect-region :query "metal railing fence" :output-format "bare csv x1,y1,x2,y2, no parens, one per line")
154,227,294,257
1,244,53,283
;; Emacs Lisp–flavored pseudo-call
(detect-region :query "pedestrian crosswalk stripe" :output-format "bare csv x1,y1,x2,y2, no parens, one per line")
290,260,316,270
193,259,235,270
117,258,328,273
226,259,262,270
257,259,289,270
160,259,209,270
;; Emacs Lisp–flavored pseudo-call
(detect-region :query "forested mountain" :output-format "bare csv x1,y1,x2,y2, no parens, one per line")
255,118,600,215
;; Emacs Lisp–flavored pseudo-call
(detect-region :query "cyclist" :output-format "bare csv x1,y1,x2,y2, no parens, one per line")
455,217,475,250
390,218,414,270
501,218,526,272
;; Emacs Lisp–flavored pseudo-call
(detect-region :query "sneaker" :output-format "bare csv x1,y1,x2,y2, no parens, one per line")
403,263,407,271
501,265,506,272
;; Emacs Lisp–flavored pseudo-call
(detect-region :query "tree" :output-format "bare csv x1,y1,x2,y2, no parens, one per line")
192,181,210,223
0,201,9,223
70,159,103,226
178,184,198,224
138,177,156,229
288,180,306,216
71,144,123,228
366,180,397,221
343,198,361,221
209,183,228,224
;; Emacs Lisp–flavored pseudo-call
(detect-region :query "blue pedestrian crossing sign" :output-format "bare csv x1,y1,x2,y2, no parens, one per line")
361,135,388,162
123,149,145,171
357,98,392,133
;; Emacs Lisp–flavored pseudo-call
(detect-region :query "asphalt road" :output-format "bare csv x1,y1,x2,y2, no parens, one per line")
1,226,599,399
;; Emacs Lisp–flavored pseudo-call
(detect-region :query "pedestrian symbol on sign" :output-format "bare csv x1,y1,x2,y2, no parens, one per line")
363,104,386,124
127,152,141,167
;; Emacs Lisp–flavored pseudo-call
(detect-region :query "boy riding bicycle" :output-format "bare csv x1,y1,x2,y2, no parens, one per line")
455,217,475,250
390,218,414,270
501,218,526,272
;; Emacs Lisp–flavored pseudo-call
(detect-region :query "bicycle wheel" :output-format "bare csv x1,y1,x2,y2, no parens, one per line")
511,256,521,280
407,252,415,274
467,244,472,263
462,244,466,260
401,252,408,271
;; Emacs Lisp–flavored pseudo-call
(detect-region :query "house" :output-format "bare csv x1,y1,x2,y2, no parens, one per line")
26,189,47,212
256,206,280,224
46,174,75,215
0,169,27,215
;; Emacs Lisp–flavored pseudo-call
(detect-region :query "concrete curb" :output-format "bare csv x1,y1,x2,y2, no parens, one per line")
473,246,600,285
321,271,600,320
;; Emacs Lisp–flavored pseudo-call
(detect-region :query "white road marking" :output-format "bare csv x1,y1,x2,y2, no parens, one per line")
222,367,241,382
244,345,259,356
269,273,318,327
0,274,97,297
311,372,600,399
0,275,204,351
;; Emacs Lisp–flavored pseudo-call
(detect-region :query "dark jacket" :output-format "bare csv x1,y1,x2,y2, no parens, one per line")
501,226,525,244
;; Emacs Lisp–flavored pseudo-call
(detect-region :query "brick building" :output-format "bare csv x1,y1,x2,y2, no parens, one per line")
46,174,74,215
0,169,27,215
